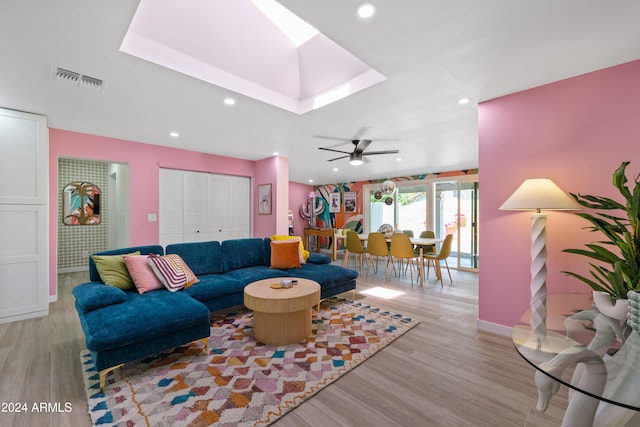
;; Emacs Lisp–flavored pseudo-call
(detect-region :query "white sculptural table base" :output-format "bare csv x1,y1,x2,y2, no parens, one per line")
512,293,640,427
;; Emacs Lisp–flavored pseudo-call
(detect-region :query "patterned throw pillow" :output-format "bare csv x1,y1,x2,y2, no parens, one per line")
147,254,199,292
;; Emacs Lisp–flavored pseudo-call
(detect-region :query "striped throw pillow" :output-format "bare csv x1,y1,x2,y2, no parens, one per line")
147,254,199,292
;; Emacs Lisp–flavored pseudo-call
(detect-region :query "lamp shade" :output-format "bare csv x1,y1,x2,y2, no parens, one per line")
500,178,580,211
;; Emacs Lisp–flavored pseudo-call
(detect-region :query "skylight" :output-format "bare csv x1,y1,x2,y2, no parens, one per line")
120,0,385,114
251,0,319,47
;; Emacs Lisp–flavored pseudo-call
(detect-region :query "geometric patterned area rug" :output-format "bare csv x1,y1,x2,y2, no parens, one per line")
81,298,419,427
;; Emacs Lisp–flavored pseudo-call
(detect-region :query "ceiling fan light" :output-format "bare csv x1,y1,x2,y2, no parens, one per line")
349,152,364,165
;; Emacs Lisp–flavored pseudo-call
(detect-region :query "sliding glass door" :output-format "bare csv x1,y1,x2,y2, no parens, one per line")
435,180,479,270
397,185,428,236
364,175,479,271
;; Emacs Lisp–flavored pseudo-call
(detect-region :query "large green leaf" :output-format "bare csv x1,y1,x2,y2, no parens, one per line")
563,161,640,298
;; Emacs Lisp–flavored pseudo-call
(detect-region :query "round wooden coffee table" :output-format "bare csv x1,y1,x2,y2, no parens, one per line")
244,277,320,345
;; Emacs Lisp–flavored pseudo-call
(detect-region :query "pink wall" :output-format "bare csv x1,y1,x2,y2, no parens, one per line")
478,59,640,329
49,129,257,296
253,156,288,237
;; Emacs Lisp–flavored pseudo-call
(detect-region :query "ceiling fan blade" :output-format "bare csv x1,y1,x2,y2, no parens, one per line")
352,126,371,141
318,141,352,149
313,135,353,142
318,147,351,155
362,149,400,155
370,137,400,142
327,155,349,162
354,139,372,154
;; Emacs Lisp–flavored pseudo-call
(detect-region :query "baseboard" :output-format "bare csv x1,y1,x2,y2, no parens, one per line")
476,319,513,337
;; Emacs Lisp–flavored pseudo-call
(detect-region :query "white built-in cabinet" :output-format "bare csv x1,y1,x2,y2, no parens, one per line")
0,108,49,324
159,168,250,247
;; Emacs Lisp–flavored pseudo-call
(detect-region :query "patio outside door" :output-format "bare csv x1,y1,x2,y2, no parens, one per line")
434,180,479,270
364,176,479,272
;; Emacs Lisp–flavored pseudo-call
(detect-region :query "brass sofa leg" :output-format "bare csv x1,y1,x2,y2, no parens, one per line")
99,364,124,391
198,337,209,354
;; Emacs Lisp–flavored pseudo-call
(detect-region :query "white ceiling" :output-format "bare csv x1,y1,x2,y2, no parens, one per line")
2,1,640,184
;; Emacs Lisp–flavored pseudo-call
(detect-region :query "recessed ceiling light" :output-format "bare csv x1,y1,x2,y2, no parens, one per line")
357,3,376,19
170,131,180,137
308,179,314,183
273,151,279,156
224,97,236,105
458,97,471,105
333,167,339,172
396,157,402,161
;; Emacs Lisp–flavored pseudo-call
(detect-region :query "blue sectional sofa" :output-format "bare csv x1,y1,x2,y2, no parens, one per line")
73,237,358,390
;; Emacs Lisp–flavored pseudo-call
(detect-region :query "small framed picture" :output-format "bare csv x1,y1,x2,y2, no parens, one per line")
258,184,272,215
329,193,341,213
344,192,357,213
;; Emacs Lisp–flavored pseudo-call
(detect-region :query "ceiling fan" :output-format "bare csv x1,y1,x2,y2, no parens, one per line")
316,128,399,166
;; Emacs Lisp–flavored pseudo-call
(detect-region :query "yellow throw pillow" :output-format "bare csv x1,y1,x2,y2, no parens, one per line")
270,234,309,261
92,251,141,291
270,240,301,269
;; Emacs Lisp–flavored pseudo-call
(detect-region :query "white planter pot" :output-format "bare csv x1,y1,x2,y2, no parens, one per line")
592,290,629,321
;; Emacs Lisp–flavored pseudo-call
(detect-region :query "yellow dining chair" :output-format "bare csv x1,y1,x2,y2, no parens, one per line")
424,234,454,286
419,230,437,254
365,232,389,278
388,232,419,285
344,230,367,272
413,230,436,278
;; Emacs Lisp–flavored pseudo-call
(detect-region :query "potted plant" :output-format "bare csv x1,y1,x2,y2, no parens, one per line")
563,161,640,320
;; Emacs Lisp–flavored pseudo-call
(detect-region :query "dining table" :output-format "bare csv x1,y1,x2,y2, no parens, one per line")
343,233,444,286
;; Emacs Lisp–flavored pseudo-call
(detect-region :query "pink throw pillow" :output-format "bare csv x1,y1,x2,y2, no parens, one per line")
123,255,164,294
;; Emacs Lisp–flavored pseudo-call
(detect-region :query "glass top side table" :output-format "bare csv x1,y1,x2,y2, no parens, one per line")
512,293,640,427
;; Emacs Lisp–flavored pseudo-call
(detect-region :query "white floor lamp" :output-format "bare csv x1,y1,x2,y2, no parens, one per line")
500,178,579,347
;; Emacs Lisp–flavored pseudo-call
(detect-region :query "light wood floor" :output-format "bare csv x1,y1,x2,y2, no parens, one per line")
0,259,568,426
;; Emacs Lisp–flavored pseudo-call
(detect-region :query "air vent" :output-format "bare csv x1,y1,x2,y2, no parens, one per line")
80,75,103,89
55,68,80,83
52,66,106,93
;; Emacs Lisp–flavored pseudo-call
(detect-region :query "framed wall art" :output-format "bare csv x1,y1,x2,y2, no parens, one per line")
258,183,272,215
329,192,341,213
62,181,101,225
344,192,357,213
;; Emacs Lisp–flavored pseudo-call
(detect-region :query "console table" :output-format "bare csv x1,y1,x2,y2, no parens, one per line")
512,293,640,426
303,228,338,261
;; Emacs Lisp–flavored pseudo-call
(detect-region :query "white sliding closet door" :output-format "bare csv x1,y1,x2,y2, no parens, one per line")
0,108,49,324
159,169,250,246
159,169,185,247
228,176,250,239
184,172,210,242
